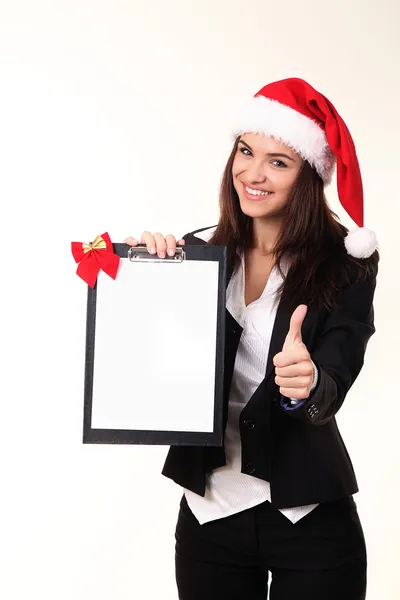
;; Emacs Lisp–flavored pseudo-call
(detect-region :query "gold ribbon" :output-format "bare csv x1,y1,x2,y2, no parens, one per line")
82,234,107,254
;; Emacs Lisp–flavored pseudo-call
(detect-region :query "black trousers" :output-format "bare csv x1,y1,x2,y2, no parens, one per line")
175,494,367,600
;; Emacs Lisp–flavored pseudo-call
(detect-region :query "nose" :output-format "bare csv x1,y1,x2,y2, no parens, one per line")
246,159,267,184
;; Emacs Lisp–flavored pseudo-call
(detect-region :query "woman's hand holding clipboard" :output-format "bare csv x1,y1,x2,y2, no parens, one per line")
124,232,186,258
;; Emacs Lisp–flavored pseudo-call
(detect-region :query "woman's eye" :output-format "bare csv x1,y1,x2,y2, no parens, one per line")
239,147,251,156
272,160,287,168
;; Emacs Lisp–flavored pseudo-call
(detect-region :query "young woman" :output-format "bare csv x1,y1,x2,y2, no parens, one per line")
125,78,379,600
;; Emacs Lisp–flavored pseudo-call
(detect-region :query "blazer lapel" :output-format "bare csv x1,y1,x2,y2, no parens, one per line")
225,261,235,289
265,298,291,381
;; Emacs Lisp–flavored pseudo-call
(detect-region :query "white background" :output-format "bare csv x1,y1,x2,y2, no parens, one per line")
0,1,398,598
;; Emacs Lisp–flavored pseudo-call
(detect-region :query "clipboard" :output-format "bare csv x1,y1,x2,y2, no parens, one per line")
82,242,227,446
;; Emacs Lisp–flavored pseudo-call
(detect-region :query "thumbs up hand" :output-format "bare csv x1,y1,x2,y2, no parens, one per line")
273,305,315,400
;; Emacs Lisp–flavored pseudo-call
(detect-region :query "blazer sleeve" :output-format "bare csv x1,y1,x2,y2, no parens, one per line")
276,269,377,426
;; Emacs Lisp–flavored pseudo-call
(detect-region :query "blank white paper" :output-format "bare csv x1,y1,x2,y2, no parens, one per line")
90,257,220,432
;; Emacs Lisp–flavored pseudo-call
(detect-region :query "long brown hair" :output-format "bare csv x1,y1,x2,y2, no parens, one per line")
209,137,379,311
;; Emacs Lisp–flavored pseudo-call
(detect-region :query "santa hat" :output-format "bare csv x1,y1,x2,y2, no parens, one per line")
232,77,377,259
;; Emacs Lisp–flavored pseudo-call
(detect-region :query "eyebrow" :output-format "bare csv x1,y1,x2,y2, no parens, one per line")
238,139,296,162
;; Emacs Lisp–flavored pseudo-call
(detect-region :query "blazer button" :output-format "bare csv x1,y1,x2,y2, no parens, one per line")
307,403,319,419
243,419,255,429
244,462,256,474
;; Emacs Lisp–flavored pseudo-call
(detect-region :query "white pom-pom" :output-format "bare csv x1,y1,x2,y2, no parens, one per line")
344,227,378,259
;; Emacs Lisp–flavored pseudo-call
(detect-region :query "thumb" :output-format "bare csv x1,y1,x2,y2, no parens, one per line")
283,304,308,350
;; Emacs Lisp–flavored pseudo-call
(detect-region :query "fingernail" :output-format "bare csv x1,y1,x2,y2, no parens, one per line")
159,252,165,258
150,247,156,254
168,249,174,256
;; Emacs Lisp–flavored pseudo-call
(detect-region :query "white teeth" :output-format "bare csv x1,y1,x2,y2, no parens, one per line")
245,186,272,197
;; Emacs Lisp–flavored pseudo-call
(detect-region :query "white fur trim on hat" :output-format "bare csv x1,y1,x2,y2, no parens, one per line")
232,96,336,183
344,227,378,259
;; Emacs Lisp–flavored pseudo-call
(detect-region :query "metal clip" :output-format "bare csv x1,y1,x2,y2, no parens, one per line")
127,246,185,263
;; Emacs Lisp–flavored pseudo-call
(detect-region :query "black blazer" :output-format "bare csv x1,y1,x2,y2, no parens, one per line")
161,226,377,509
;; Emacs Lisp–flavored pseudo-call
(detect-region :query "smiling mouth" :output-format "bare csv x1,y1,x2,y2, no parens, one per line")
243,183,274,198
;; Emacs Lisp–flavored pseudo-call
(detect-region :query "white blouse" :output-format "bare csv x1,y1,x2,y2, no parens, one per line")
183,233,318,525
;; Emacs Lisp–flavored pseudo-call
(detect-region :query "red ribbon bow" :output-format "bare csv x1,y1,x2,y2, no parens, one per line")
71,232,120,288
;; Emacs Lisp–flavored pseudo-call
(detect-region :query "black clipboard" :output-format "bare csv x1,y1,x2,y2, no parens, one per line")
82,243,226,446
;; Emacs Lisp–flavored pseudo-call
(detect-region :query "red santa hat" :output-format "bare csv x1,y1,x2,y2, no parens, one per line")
232,77,377,259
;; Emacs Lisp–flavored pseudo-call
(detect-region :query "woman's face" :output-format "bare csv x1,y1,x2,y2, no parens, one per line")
232,133,304,220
